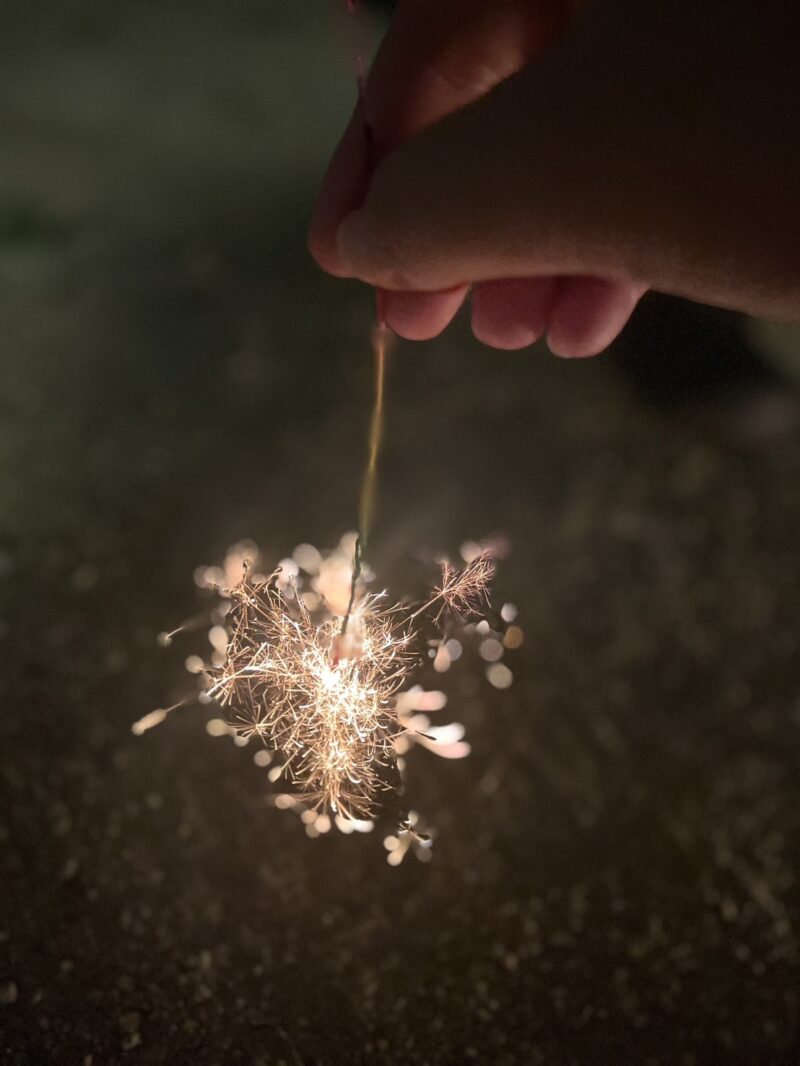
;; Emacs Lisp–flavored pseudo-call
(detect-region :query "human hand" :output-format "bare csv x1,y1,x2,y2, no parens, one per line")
309,0,799,355
310,0,645,356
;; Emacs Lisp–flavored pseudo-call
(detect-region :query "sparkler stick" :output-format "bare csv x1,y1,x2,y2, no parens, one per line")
358,312,388,554
341,0,389,633
138,4,508,848
342,305,390,629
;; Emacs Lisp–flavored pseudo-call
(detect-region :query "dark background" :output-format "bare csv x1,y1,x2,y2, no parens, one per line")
2,2,800,1063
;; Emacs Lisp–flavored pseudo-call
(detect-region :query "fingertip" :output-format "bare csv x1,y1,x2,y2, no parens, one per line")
473,321,538,351
382,286,469,341
546,277,647,358
471,277,557,350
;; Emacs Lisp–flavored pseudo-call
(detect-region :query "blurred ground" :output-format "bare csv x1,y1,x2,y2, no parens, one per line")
1,3,800,1064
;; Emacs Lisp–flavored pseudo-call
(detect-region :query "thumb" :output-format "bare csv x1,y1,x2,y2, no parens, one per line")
335,60,623,293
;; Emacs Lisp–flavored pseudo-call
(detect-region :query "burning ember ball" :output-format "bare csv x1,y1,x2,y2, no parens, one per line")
137,535,517,862
208,546,492,822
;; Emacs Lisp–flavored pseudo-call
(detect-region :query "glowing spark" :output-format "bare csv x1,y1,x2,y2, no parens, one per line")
429,553,495,620
131,700,188,736
132,708,169,735
204,552,495,821
141,537,519,855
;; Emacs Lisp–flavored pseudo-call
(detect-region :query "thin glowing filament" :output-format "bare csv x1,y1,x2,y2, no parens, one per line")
342,0,386,633
342,322,388,635
359,321,388,553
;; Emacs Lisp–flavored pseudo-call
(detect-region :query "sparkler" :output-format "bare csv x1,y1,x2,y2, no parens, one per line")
135,533,503,848
136,533,513,857
204,549,494,822
133,4,516,857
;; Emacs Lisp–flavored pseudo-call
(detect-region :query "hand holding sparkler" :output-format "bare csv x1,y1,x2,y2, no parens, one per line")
311,0,800,351
310,0,646,356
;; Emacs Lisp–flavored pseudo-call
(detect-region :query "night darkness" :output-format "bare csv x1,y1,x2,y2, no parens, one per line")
2,2,800,1064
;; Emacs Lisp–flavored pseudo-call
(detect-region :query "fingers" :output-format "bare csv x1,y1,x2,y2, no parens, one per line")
355,1,647,353
364,0,572,155
364,0,567,342
363,0,544,341
335,0,800,325
471,278,558,349
309,0,574,337
382,286,470,341
470,277,646,355
546,277,648,357
333,73,575,291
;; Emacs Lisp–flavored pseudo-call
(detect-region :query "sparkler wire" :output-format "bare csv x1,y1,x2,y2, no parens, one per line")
342,0,389,633
358,315,388,553
342,315,388,634
137,3,502,835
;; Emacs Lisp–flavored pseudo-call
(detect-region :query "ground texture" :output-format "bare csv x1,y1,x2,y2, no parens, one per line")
2,3,800,1063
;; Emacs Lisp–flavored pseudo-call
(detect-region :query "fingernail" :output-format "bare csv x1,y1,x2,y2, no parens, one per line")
308,97,370,276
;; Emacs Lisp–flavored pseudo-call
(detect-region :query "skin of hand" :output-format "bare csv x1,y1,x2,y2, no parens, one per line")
309,0,800,356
